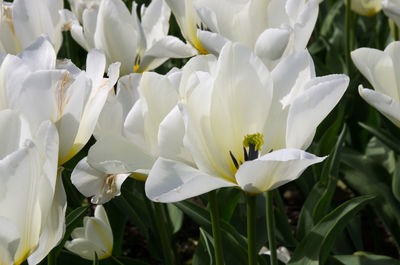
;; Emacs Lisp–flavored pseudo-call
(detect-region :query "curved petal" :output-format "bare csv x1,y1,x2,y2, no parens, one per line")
196,30,229,56
351,47,399,101
286,74,349,149
0,217,20,265
65,238,101,260
145,158,236,203
359,85,400,128
255,28,291,69
236,149,325,193
71,157,105,198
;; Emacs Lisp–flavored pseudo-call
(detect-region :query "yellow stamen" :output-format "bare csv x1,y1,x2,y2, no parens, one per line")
243,133,264,151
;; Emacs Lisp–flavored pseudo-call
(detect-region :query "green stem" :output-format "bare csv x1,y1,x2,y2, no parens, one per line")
266,191,278,265
47,251,56,265
152,202,176,265
208,190,225,265
246,193,257,265
395,24,399,41
372,15,380,49
344,0,351,75
110,256,125,265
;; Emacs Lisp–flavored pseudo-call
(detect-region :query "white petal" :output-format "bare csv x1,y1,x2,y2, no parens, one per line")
0,217,20,265
236,149,325,193
71,157,106,198
286,74,349,149
145,158,236,203
87,136,155,173
17,35,56,70
196,30,229,56
65,238,102,260
254,28,291,70
359,85,400,128
28,177,67,265
351,47,399,101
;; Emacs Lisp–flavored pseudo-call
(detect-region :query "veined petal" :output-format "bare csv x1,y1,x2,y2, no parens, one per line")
196,30,228,56
359,85,400,128
236,149,325,193
286,74,349,149
17,35,56,70
145,158,236,203
141,0,170,45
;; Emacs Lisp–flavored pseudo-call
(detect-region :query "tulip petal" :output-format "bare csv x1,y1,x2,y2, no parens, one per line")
145,158,236,203
254,28,291,69
88,136,155,173
236,149,325,193
0,217,20,265
196,30,229,56
65,238,102,260
359,85,400,128
28,177,67,265
286,74,349,149
351,47,399,101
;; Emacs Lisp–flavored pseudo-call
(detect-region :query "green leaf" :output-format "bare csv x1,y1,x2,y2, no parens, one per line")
273,190,298,247
167,203,184,234
53,205,90,257
112,195,149,238
334,252,400,265
393,160,400,202
288,195,375,265
341,149,400,245
217,188,242,221
359,122,400,155
313,126,347,223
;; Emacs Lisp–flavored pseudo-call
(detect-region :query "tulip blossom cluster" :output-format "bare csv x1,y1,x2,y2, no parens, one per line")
11,0,400,264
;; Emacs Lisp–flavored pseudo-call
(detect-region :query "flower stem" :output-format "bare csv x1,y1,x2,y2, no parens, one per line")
47,251,56,265
111,255,125,265
152,202,176,265
344,0,352,75
246,193,257,265
266,191,278,265
208,190,225,265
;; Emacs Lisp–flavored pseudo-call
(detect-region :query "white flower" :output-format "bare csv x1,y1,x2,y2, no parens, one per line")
0,36,120,164
168,0,319,69
71,157,130,204
352,41,400,128
65,205,113,260
0,0,63,54
383,0,400,27
70,68,187,201
64,0,195,75
0,109,66,265
145,43,327,202
347,0,382,16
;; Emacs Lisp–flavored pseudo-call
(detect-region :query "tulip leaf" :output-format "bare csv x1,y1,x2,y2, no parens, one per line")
273,190,298,247
217,188,242,221
175,200,268,265
341,148,400,245
393,160,400,202
313,125,347,223
167,203,184,234
333,252,400,265
52,205,90,257
288,195,375,265
359,122,400,155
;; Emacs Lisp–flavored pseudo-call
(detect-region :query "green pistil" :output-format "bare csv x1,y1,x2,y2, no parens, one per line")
243,133,264,151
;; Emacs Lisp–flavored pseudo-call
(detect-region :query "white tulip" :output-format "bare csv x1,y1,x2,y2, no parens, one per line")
64,0,195,75
168,0,319,69
0,36,120,164
65,205,113,260
0,109,66,265
70,68,188,201
71,157,130,204
347,0,382,16
352,42,400,128
383,0,400,27
0,0,63,54
145,43,326,203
